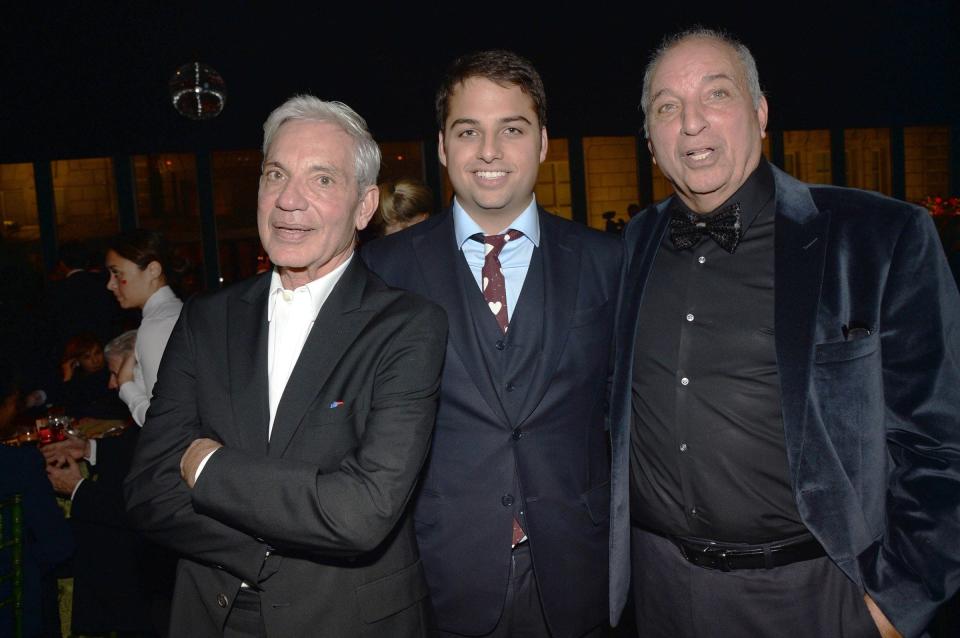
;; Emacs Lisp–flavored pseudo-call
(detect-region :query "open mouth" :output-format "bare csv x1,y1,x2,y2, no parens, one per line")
684,148,714,161
475,170,507,180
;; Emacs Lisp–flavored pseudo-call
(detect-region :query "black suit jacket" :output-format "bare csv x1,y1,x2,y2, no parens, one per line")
124,257,447,637
363,208,621,637
609,167,960,637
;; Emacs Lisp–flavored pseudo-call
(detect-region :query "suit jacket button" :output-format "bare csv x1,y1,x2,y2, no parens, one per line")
495,340,506,351
505,382,515,392
512,429,523,440
501,494,514,507
217,593,229,608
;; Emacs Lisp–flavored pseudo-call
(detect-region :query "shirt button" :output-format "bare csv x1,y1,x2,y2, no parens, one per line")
501,494,515,507
495,340,506,351
698,256,706,264
679,442,688,452
686,313,694,322
680,377,690,386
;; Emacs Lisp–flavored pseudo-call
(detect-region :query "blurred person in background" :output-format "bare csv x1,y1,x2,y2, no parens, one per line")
374,178,434,236
104,230,185,426
0,357,74,638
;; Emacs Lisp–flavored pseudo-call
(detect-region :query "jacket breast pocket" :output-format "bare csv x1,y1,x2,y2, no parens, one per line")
814,333,879,364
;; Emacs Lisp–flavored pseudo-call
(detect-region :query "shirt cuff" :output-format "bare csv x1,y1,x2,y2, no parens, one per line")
70,477,85,501
85,439,97,466
195,448,219,484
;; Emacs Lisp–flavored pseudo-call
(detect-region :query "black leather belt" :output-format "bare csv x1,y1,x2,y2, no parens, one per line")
670,534,826,571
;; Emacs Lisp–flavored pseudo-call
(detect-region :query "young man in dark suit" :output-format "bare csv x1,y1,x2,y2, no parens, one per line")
608,28,960,638
364,50,621,638
124,96,447,637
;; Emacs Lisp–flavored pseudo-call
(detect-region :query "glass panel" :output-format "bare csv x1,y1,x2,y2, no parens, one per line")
844,128,891,195
0,162,40,243
132,154,204,294
782,130,832,185
378,142,425,183
51,157,119,242
211,150,262,286
536,138,571,220
904,126,950,203
583,136,637,231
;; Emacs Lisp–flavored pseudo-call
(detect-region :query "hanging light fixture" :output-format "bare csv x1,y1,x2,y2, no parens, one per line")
169,62,227,120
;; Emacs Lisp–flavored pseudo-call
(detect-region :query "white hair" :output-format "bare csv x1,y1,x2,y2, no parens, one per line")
261,95,381,191
104,330,137,360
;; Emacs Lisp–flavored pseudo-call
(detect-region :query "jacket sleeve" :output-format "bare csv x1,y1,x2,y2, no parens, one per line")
189,302,446,558
123,300,272,585
857,210,960,638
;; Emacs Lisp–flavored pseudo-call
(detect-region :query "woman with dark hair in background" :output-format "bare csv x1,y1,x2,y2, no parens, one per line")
104,230,184,426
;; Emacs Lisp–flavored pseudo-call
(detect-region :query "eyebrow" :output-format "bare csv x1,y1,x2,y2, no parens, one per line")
650,73,739,103
448,115,534,128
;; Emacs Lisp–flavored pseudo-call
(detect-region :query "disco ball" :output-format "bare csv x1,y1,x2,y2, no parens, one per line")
169,62,227,120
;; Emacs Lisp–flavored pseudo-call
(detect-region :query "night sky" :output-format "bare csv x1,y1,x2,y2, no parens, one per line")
1,1,955,162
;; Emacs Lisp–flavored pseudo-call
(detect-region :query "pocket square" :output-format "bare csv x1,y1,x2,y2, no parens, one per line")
329,400,345,409
842,321,872,341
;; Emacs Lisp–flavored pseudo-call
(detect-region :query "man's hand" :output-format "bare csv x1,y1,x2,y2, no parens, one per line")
864,594,903,638
46,456,83,496
180,438,222,489
40,435,90,466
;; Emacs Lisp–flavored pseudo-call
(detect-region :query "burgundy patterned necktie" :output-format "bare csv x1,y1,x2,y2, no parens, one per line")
481,229,523,333
480,229,527,547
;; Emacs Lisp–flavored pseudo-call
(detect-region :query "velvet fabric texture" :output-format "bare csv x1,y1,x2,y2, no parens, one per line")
609,166,960,638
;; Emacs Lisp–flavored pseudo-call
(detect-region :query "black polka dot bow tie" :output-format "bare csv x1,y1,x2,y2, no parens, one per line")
669,202,742,254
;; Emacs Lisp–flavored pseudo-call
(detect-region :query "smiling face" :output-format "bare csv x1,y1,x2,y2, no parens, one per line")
257,119,378,288
439,77,547,234
105,250,161,309
646,37,768,214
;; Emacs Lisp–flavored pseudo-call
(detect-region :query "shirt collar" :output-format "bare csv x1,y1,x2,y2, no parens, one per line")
267,255,353,322
143,285,177,315
452,195,541,250
671,158,775,236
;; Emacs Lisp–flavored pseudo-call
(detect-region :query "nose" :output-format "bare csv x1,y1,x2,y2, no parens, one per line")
680,102,708,136
106,274,117,291
478,135,503,163
276,177,308,211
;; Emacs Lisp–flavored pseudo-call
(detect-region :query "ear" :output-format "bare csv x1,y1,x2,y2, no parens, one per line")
437,130,448,168
646,138,658,166
354,185,380,231
757,96,769,139
539,127,549,163
145,260,163,281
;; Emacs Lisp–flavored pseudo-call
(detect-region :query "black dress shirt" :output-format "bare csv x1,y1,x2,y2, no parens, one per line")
630,159,807,543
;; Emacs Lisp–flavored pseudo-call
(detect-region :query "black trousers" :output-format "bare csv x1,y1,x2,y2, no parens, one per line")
630,527,881,638
432,543,603,638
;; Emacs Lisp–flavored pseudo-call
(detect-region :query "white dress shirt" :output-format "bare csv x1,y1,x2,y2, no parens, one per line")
194,256,352,480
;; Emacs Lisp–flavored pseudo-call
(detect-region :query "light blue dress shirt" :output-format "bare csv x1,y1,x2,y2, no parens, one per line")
453,196,541,322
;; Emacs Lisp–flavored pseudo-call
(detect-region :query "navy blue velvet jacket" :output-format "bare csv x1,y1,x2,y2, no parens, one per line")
609,166,960,638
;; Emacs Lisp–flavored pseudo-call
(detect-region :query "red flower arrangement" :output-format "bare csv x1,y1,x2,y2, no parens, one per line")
920,196,960,216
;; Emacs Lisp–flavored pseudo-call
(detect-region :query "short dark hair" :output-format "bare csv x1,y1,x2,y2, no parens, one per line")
435,49,547,132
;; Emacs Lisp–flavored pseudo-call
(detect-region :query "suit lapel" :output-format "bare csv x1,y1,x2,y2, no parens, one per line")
513,211,579,425
228,274,271,456
772,167,830,483
267,258,376,458
413,212,511,426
